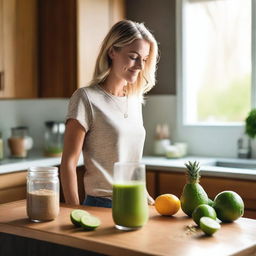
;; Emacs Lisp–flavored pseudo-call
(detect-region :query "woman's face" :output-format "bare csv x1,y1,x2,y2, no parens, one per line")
109,39,150,84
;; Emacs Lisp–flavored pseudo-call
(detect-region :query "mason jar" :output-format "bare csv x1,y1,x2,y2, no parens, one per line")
27,166,59,222
8,126,33,158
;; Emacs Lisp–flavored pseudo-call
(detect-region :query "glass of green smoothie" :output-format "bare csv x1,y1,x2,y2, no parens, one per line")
112,162,148,231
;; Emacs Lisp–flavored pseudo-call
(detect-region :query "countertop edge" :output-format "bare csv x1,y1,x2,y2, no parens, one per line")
0,154,256,180
0,154,84,174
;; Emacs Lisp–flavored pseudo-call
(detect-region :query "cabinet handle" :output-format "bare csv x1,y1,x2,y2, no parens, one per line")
0,72,4,91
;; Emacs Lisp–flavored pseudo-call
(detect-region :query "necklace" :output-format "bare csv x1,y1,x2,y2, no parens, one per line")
117,96,128,118
98,85,129,118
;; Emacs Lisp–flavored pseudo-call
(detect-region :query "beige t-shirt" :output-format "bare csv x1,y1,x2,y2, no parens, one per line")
66,85,146,197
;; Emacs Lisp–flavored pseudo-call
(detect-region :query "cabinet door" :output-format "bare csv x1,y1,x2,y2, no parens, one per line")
146,170,156,199
38,0,77,98
158,172,185,197
77,0,125,88
59,165,86,204
0,171,27,203
77,0,109,88
0,0,37,99
38,0,125,98
157,171,256,219
126,0,176,95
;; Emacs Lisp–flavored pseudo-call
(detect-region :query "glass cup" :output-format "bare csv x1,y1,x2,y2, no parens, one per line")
112,162,148,231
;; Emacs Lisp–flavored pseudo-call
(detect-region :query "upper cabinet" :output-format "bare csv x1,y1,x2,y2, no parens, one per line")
77,0,125,89
0,0,37,99
126,0,176,95
38,0,125,98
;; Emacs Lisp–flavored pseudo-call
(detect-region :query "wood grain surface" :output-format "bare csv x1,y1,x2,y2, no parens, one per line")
0,200,256,256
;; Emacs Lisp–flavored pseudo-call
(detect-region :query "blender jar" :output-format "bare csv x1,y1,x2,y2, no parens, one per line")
44,121,65,157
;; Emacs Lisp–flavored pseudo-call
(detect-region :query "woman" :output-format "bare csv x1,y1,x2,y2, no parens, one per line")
60,20,159,207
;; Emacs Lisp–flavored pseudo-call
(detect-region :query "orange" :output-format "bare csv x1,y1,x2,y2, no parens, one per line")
155,194,181,216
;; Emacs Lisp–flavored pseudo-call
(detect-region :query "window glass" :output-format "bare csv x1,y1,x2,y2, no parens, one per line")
184,0,251,124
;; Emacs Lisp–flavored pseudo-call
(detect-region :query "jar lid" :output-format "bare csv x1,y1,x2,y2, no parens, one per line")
11,126,29,137
45,121,64,127
45,121,65,133
28,166,58,173
11,126,28,131
45,121,55,128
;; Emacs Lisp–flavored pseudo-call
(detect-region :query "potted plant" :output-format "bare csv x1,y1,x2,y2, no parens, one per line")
243,109,256,158
245,109,256,138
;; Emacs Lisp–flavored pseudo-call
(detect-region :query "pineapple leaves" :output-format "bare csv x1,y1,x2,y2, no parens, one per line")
184,161,201,184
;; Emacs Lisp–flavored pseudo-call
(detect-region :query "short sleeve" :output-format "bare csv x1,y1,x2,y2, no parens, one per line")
66,88,92,131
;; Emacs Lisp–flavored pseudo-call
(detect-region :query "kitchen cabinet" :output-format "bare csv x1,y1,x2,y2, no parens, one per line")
151,170,256,219
0,166,157,206
59,167,155,204
2,166,256,220
146,170,156,199
0,166,84,205
0,171,26,203
59,165,85,204
38,0,125,98
0,0,37,99
0,166,85,205
126,0,176,95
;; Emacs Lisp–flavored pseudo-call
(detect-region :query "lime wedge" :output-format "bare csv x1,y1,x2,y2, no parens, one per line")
70,209,90,227
200,216,221,235
80,215,101,230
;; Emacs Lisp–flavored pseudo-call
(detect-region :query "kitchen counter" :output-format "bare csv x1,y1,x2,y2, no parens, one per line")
143,156,256,180
0,150,84,174
1,151,256,180
0,200,256,256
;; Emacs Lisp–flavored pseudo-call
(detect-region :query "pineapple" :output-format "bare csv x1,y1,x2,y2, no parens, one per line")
180,161,208,216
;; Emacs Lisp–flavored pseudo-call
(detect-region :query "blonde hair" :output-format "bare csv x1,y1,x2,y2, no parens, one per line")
89,20,159,96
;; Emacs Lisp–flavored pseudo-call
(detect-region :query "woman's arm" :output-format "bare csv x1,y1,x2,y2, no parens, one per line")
60,119,86,205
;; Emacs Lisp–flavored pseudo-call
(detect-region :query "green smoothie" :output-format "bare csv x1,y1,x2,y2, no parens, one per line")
112,181,148,228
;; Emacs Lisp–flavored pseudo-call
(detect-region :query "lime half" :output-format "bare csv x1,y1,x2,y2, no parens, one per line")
80,215,101,230
200,217,221,236
70,209,90,227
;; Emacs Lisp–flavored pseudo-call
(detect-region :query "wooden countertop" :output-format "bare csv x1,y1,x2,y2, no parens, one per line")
0,200,256,256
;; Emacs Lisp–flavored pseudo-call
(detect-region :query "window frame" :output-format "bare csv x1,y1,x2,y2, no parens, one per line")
176,0,256,128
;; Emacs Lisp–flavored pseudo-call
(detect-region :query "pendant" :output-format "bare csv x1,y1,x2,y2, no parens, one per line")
124,113,128,118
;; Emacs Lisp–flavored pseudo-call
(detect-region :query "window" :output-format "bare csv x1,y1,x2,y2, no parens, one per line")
179,0,253,125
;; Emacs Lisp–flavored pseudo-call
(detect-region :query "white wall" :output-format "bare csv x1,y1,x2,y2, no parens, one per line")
143,95,244,158
142,95,177,155
0,99,69,155
0,95,245,158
